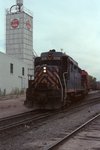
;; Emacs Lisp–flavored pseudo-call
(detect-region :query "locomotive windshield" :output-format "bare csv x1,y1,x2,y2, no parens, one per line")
40,60,61,66
35,57,61,66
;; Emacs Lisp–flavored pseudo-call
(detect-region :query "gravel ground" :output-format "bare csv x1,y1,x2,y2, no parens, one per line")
0,95,100,150
57,116,100,150
0,94,33,119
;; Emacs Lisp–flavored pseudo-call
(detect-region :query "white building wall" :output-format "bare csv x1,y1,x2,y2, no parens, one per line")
0,52,28,94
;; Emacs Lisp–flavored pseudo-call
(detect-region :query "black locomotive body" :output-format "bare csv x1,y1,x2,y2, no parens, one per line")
25,49,89,109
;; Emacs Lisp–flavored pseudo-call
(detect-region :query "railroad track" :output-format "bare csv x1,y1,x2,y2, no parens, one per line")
0,95,100,132
0,110,53,132
47,113,100,150
63,95,100,113
0,95,100,150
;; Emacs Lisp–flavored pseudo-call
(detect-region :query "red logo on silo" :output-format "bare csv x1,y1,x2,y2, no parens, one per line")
11,19,19,29
26,20,31,30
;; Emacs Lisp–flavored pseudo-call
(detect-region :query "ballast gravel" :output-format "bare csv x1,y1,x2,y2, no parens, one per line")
0,95,100,150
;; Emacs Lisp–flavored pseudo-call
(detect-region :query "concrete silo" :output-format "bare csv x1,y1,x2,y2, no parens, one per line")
6,0,33,70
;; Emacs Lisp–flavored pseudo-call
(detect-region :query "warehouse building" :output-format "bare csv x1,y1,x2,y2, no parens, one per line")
0,52,28,94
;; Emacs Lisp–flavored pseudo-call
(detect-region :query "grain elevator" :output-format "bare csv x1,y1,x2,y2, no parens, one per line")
6,0,33,69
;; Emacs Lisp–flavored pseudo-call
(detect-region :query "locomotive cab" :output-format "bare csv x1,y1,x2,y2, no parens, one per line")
61,56,69,83
61,56,68,72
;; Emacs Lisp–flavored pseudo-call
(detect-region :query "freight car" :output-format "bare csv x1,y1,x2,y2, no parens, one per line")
24,49,89,109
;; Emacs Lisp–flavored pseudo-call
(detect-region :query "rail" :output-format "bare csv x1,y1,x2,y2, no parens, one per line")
0,110,52,132
47,113,100,150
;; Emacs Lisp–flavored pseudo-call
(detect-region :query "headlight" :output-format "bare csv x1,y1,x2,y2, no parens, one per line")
43,66,47,73
43,70,46,73
43,67,46,70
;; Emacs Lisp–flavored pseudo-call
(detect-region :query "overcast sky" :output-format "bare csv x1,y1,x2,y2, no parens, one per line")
0,0,100,80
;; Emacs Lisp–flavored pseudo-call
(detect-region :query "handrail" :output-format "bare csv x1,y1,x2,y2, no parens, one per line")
55,73,64,102
63,72,68,102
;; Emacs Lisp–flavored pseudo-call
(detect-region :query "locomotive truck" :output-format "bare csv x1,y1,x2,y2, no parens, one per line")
24,49,89,109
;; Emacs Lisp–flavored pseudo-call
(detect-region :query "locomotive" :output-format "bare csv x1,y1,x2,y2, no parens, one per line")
25,49,89,109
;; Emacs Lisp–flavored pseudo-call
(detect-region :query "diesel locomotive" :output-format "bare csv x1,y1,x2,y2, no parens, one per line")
24,49,89,109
